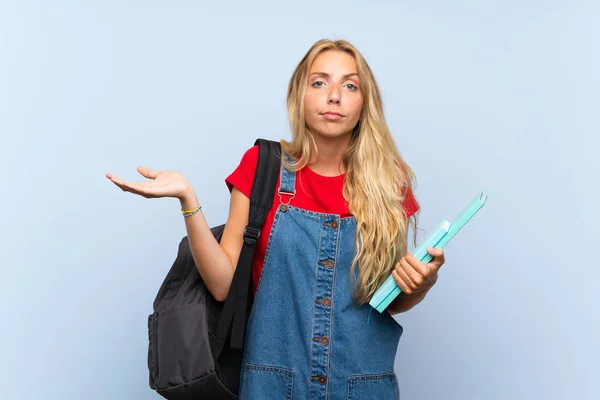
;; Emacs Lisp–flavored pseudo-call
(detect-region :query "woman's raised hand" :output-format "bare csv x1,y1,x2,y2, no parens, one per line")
106,166,192,200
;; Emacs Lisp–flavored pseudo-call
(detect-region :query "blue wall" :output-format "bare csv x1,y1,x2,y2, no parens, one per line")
1,1,598,399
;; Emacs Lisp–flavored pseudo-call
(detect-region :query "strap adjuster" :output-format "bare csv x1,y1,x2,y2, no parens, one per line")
243,225,261,245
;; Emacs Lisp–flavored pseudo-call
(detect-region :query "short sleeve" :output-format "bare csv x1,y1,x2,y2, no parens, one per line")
225,145,259,198
402,186,420,219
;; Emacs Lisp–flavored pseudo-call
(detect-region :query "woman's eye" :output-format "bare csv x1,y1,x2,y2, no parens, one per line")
345,83,358,91
312,81,325,87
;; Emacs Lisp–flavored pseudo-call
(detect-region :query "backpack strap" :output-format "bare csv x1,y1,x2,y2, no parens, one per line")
214,138,281,356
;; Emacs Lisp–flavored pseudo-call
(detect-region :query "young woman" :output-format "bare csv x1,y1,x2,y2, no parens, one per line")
107,38,446,399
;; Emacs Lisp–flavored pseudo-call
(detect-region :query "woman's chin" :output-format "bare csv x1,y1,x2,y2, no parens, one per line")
310,127,355,141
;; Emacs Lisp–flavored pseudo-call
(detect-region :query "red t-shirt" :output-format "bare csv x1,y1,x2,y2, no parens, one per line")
225,145,420,295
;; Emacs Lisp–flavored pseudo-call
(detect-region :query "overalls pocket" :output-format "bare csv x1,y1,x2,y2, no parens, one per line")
240,364,294,400
347,372,400,400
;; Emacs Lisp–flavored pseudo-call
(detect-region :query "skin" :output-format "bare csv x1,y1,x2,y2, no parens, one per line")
303,50,363,176
105,49,446,310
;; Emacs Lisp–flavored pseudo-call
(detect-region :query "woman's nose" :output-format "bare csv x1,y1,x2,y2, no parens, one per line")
327,90,341,105
326,83,341,105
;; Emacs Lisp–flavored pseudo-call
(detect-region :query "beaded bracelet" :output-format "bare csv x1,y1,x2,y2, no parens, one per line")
181,204,202,217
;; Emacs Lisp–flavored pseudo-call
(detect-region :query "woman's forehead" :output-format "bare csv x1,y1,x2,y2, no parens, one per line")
310,50,358,75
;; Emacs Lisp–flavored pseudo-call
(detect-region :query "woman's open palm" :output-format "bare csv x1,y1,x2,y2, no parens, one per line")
106,166,190,200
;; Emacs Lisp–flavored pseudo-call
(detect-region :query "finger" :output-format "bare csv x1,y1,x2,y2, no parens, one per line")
395,259,419,292
122,182,155,198
113,182,130,192
127,180,156,188
106,174,129,186
137,166,158,180
108,172,153,191
106,173,124,183
398,257,424,289
404,253,430,278
106,175,130,192
108,172,152,187
427,248,446,272
108,176,152,197
392,267,413,295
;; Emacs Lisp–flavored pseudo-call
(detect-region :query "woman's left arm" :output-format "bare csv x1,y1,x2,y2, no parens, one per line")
386,242,446,315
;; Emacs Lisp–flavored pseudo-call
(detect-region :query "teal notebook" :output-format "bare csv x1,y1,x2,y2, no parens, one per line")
369,191,488,313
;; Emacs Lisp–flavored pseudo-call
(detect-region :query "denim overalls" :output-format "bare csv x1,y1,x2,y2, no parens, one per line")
239,154,404,399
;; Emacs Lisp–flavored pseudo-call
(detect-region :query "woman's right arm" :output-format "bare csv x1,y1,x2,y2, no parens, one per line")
106,164,249,302
179,185,248,301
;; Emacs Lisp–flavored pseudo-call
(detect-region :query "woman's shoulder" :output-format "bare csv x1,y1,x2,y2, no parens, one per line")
235,144,263,175
225,145,260,197
241,144,260,164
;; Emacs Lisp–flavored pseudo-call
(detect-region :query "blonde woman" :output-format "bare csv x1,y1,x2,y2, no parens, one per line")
107,38,446,399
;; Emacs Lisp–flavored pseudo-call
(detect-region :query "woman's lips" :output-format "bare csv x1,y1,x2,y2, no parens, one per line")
322,112,343,121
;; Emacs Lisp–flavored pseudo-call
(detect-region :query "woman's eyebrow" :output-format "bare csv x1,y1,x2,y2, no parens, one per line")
309,72,359,79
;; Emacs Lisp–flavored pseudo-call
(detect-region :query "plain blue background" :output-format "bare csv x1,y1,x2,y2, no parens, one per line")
1,1,598,399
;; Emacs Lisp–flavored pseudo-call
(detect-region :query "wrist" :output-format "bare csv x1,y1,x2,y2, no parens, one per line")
179,186,199,209
388,287,429,314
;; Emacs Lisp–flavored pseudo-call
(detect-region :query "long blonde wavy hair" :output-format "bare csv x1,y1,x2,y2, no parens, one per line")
280,39,420,305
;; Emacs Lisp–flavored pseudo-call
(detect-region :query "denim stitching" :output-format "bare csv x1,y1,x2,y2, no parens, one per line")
285,204,357,222
253,207,283,298
327,216,341,399
347,372,397,400
244,364,294,399
308,215,325,397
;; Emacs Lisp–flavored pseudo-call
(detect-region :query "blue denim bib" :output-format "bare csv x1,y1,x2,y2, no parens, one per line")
239,154,403,400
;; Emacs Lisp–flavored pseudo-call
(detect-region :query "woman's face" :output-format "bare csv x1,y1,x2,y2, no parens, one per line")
304,50,363,140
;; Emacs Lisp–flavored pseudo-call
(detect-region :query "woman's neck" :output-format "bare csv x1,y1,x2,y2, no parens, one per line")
307,133,351,176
